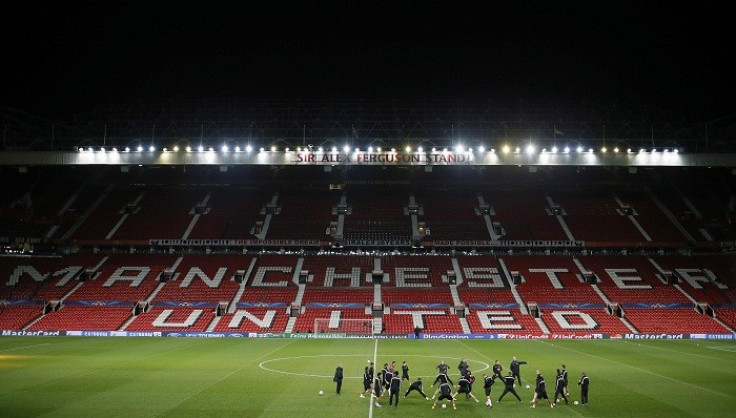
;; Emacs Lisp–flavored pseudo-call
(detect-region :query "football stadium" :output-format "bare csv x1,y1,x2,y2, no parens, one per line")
2,3,736,418
1,105,735,417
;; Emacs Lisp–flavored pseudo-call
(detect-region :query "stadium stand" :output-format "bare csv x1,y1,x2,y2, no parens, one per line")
1,165,735,337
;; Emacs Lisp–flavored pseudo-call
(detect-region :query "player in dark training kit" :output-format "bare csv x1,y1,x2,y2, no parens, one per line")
372,372,384,408
482,373,497,408
436,361,449,375
497,372,522,402
405,377,430,400
553,371,568,406
401,361,410,381
453,375,480,403
510,356,527,386
360,366,372,398
431,382,456,410
577,372,590,405
388,373,402,407
333,363,343,395
432,372,453,387
457,358,469,377
492,359,503,379
530,372,553,408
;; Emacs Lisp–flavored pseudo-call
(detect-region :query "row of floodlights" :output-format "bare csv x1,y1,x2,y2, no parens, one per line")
78,145,681,154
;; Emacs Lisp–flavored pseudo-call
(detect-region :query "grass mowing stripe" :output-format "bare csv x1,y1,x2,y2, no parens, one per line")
152,339,296,418
537,340,735,400
621,340,736,364
0,343,50,353
0,339,197,401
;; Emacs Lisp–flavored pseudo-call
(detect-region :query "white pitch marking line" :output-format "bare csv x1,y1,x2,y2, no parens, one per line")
258,353,489,378
368,338,378,418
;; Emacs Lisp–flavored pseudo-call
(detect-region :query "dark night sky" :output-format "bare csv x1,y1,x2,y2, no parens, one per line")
2,1,734,121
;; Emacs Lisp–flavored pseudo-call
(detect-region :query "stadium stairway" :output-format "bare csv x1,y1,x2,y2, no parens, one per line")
646,187,696,242
181,192,211,240
612,193,652,241
61,183,115,240
545,193,576,241
498,258,528,314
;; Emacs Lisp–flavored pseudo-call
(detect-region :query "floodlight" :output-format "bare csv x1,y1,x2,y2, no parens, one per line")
502,145,511,154
149,146,155,152
137,146,143,152
222,145,229,152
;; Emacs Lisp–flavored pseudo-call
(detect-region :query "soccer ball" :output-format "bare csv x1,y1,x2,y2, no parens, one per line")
442,404,447,409
574,401,579,405
525,384,530,390
319,390,324,396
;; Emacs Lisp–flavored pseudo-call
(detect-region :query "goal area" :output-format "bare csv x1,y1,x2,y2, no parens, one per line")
313,317,374,334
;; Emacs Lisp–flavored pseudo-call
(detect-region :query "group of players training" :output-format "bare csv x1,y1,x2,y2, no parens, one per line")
356,357,590,410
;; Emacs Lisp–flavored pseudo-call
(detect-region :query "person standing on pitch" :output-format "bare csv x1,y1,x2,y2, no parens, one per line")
388,372,402,407
333,363,344,395
492,359,503,379
431,371,453,388
457,357,469,377
530,372,553,408
453,373,480,403
497,371,522,402
383,366,394,390
360,366,372,398
436,360,449,375
482,373,497,408
404,377,430,400
510,356,527,386
401,360,410,381
577,372,590,405
373,371,384,408
561,364,570,396
553,370,568,406
431,381,456,410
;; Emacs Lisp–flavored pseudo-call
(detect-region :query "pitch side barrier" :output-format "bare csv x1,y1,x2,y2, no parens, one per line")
3,330,734,339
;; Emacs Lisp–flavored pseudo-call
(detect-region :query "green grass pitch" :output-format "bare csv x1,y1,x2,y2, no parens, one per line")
1,337,735,417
